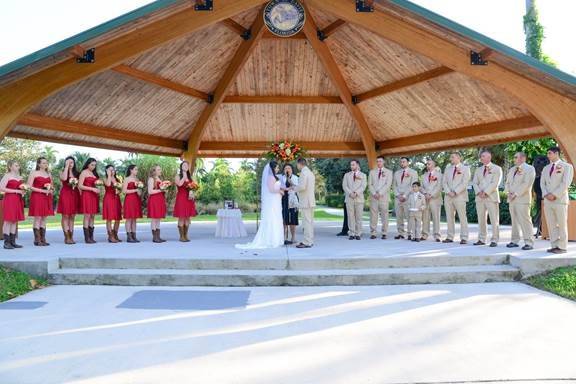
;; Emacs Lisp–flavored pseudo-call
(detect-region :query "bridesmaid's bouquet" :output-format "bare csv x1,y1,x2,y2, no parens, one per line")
19,183,31,193
159,180,172,192
94,179,104,187
186,180,199,200
68,177,79,189
114,181,123,195
43,183,54,192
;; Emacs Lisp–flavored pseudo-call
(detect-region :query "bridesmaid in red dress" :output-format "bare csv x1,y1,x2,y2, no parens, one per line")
123,164,142,243
79,158,100,244
174,161,197,242
147,165,167,243
0,161,26,249
27,157,54,246
57,156,80,245
103,164,123,243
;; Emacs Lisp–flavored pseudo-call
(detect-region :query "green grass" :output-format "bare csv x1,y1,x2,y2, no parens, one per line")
526,266,576,301
0,266,48,302
17,208,343,229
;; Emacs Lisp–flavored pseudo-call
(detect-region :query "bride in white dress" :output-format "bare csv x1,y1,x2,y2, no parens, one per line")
236,161,285,249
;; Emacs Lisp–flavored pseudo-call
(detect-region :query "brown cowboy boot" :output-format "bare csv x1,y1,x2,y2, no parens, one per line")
39,228,50,246
152,229,161,243
126,232,135,243
184,224,191,242
10,233,23,248
157,229,166,243
33,228,41,246
88,227,97,244
3,234,14,249
108,230,118,243
178,226,185,242
83,227,91,244
68,230,76,244
113,229,122,242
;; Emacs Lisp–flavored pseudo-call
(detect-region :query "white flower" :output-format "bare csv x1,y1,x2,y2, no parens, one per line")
279,143,285,149
285,148,291,155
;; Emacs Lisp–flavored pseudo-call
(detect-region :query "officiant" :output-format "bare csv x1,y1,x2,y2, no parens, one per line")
280,163,299,245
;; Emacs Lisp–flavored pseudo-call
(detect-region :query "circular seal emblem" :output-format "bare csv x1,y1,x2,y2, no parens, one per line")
263,0,306,37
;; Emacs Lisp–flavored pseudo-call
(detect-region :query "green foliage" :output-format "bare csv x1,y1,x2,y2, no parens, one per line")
0,266,47,302
527,266,576,301
523,1,557,68
0,137,44,176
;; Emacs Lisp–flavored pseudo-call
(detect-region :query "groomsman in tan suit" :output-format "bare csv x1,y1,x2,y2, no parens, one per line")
442,152,471,244
421,159,443,242
393,157,419,239
472,150,503,247
541,146,574,254
505,152,536,250
369,156,393,239
293,158,316,249
343,159,367,240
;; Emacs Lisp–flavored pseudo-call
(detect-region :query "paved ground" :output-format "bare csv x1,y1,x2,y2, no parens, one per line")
1,283,576,384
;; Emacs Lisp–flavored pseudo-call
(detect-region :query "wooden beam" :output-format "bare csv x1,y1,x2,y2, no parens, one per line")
380,132,550,157
321,19,346,39
220,18,247,36
198,152,364,159
18,113,186,150
354,66,453,103
200,141,365,151
7,131,178,157
0,0,269,141
301,4,377,168
377,115,541,151
307,0,576,173
183,7,267,166
112,64,210,101
223,95,342,104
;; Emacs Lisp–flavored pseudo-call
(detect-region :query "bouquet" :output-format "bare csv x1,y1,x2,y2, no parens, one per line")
159,180,172,192
136,181,145,191
94,179,104,188
43,183,54,192
19,183,31,193
68,177,79,189
186,180,199,200
114,181,123,195
265,140,306,162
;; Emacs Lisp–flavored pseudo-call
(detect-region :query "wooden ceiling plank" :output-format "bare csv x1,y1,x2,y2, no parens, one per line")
112,64,210,101
223,95,342,104
183,7,267,164
301,4,377,167
200,141,365,151
263,31,306,39
18,113,186,150
378,115,542,150
355,66,454,103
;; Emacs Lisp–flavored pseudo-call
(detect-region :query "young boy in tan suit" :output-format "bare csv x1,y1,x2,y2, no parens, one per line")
421,159,443,242
368,156,393,239
393,157,419,239
343,159,367,240
504,152,536,250
407,182,427,242
442,152,471,244
540,146,574,254
472,150,503,247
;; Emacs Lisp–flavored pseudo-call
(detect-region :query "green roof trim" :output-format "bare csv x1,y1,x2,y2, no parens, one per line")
390,0,576,86
0,0,180,78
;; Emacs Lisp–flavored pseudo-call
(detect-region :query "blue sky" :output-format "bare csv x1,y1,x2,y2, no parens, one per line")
1,0,574,164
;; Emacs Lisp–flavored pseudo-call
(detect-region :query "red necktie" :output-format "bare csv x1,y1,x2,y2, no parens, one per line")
452,166,457,180
378,169,382,179
513,167,519,178
483,166,488,176
428,172,432,182
401,170,406,182
549,163,555,176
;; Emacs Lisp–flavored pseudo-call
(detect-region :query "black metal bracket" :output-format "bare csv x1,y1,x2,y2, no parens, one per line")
352,95,360,105
317,29,326,41
241,29,252,41
194,0,213,11
207,93,214,104
76,48,95,64
470,50,489,66
356,0,374,12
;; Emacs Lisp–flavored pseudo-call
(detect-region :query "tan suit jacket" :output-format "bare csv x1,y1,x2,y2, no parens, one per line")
541,160,574,205
393,168,418,200
443,164,471,202
421,169,443,203
504,163,535,205
368,167,393,201
294,166,316,208
472,163,503,203
343,171,367,203
408,191,427,212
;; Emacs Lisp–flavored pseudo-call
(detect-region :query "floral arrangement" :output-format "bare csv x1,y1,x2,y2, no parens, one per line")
136,181,145,191
265,140,305,162
43,183,54,191
68,177,79,189
186,180,199,200
19,183,30,193
114,181,123,195
94,179,104,188
159,180,172,192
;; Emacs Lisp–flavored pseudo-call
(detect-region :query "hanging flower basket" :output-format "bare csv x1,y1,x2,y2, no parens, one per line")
264,140,306,162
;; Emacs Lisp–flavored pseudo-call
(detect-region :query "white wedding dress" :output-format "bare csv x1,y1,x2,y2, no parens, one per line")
236,163,284,249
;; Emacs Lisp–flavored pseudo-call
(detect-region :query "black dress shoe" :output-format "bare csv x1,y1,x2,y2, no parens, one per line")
551,248,567,254
460,240,468,245
522,245,533,250
489,242,497,247
547,247,559,253
296,243,312,248
381,235,387,240
442,239,453,243
420,237,426,241
506,243,519,248
355,236,361,240
394,235,404,240
370,235,377,239
436,238,441,242
337,232,348,237
284,240,293,245
349,236,355,240
414,239,420,242
407,236,412,241
473,241,485,246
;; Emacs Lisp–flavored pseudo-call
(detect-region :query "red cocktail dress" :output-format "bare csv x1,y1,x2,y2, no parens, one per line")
147,180,167,219
80,176,99,214
2,179,25,222
102,183,122,221
57,176,80,215
123,181,142,219
28,175,54,217
173,184,197,218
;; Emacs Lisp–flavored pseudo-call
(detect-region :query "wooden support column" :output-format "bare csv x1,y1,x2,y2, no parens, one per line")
301,4,377,168
306,0,576,169
182,8,267,168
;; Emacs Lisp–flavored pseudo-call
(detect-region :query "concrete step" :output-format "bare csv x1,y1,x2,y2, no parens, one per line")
58,254,509,271
49,265,520,286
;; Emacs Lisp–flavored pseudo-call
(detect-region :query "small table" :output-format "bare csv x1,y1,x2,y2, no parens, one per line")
215,209,247,238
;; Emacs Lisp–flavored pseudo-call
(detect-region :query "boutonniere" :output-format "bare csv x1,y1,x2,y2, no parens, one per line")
430,176,438,181
456,170,462,175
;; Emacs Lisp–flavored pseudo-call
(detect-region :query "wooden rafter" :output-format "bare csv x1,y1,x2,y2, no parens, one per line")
198,152,364,158
221,18,247,35
18,113,186,150
301,4,376,167
200,141,364,151
183,7,267,164
8,131,178,157
223,95,342,104
112,64,210,101
320,19,346,39
354,66,454,103
0,0,269,140
377,115,541,151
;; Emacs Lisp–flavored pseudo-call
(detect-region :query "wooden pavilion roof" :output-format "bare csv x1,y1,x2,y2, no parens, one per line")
1,0,575,166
